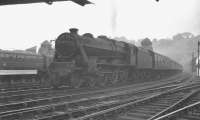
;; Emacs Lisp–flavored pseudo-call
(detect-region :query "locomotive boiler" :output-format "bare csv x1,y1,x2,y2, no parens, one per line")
49,28,183,88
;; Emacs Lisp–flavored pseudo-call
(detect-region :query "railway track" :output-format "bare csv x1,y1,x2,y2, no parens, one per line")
0,73,190,110
74,82,200,120
0,83,42,92
0,73,191,120
0,83,180,120
0,72,189,98
155,102,200,120
152,86,200,120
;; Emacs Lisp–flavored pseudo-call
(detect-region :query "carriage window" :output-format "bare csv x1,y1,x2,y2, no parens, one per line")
30,56,35,59
6,54,9,58
25,55,29,59
0,53,4,57
9,54,13,59
18,55,21,59
9,54,13,58
19,55,24,59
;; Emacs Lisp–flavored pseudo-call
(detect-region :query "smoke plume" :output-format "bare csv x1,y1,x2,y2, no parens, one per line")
152,33,199,72
110,0,117,36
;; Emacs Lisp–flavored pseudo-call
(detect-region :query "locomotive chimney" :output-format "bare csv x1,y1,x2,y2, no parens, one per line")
69,28,78,35
141,38,153,51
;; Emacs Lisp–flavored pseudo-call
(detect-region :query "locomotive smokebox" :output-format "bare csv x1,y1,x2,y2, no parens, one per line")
69,28,78,35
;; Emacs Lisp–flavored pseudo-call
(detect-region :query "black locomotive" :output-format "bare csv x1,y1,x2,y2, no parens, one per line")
0,28,182,89
48,28,183,88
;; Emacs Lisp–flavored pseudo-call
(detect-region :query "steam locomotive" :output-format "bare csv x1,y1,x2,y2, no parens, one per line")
48,28,183,88
0,28,182,89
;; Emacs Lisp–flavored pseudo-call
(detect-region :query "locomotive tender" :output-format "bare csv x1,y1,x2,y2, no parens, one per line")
48,28,183,88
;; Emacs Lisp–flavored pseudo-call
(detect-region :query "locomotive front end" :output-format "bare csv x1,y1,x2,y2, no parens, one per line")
54,28,78,62
49,28,81,88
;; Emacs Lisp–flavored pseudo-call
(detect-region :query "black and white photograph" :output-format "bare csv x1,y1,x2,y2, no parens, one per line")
0,0,199,119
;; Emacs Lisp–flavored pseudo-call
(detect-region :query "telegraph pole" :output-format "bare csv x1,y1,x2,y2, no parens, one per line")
198,41,200,77
192,52,194,74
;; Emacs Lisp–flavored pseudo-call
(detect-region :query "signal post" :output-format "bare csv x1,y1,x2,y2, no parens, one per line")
198,41,200,77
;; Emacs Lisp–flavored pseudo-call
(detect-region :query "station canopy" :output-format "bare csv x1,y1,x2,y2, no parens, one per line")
0,0,92,6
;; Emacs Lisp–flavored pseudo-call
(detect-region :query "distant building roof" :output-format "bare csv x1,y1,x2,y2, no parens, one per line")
25,46,37,54
38,40,54,56
141,38,152,46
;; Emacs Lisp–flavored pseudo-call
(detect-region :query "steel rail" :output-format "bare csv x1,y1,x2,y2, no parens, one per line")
0,84,179,119
74,83,200,120
155,101,200,120
0,73,189,102
0,72,188,97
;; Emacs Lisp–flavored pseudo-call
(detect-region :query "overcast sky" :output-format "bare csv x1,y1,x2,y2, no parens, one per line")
0,0,199,50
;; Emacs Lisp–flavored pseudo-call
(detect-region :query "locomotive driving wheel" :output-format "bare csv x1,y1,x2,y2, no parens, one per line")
70,73,82,88
117,71,123,82
100,78,106,87
111,71,118,85
86,76,96,88
123,71,128,81
96,74,105,87
103,74,110,86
